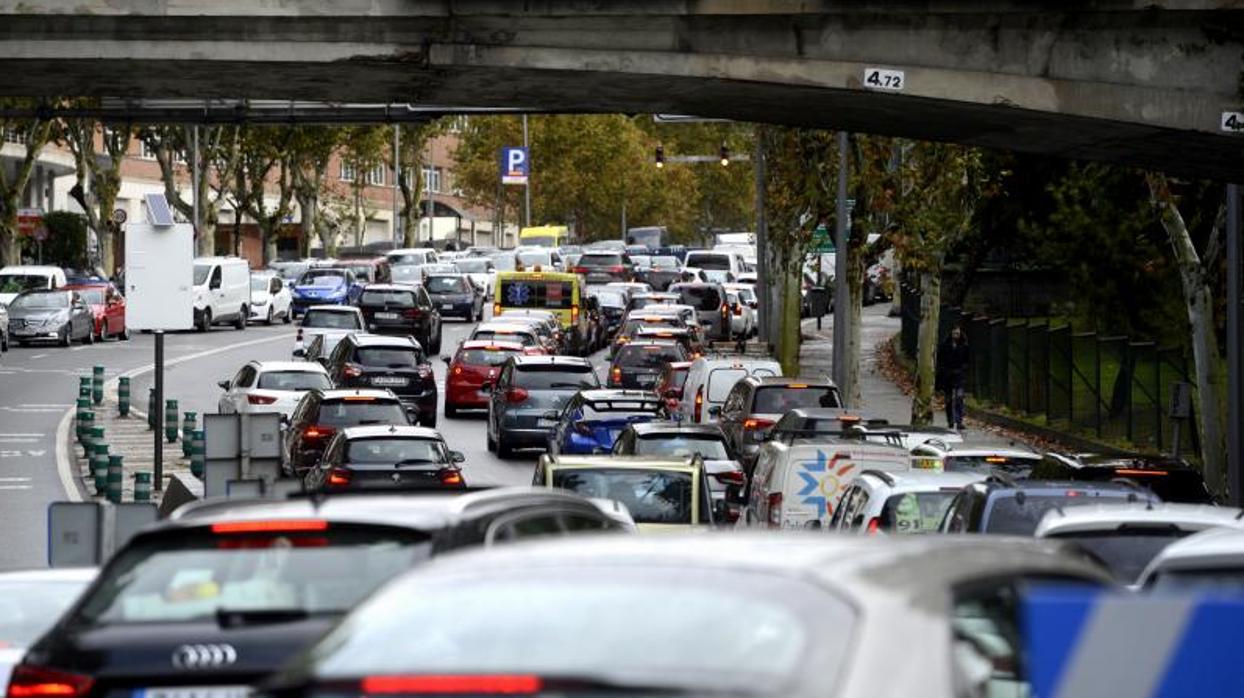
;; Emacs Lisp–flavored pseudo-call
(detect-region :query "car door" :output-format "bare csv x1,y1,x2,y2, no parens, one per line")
225,364,258,413
269,277,288,317
489,360,513,439
71,293,91,337
718,383,747,453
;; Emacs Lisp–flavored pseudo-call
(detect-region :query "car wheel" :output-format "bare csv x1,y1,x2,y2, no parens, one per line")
235,307,247,330
497,436,513,459
445,404,458,419
120,326,130,341
486,423,497,452
198,309,212,332
59,328,70,347
265,306,274,325
84,326,95,345
283,309,292,324
430,330,442,355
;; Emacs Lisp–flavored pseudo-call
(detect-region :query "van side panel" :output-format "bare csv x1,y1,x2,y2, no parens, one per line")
780,443,912,528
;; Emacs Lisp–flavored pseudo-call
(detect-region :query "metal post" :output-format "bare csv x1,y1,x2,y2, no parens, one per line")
1227,183,1242,505
620,198,627,242
392,125,401,244
153,330,164,491
522,115,532,228
753,130,769,344
832,132,850,401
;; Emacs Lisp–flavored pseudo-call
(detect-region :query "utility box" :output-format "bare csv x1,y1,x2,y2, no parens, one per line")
124,221,193,331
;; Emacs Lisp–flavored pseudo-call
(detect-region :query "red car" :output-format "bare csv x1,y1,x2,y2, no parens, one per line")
654,360,692,413
443,340,542,417
64,283,128,341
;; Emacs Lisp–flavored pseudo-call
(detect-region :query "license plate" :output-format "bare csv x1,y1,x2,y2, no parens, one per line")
537,418,557,427
138,686,250,698
372,376,407,386
441,303,455,310
375,312,399,320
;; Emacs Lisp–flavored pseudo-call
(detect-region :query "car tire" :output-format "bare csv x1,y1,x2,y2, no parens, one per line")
235,308,247,330
198,309,212,332
497,436,513,459
486,424,497,452
84,326,95,345
445,404,459,419
430,330,442,355
58,328,70,347
120,326,130,341
265,306,274,325
283,309,292,324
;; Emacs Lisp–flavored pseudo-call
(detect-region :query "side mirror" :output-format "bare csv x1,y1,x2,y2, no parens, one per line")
708,405,722,417
405,406,420,423
217,380,231,390
449,450,465,463
712,499,730,524
292,348,306,358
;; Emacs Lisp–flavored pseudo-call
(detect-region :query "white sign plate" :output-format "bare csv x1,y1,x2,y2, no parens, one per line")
863,67,905,92
1222,112,1244,133
124,222,194,330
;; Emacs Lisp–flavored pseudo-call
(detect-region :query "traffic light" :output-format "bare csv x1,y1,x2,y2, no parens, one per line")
655,144,665,168
720,143,729,167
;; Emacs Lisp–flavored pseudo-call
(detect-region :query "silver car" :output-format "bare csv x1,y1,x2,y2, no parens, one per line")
0,568,97,690
6,290,95,347
486,355,600,457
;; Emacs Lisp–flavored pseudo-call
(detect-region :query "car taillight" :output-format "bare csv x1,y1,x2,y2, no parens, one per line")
733,303,743,316
343,364,363,378
571,304,579,323
611,367,622,384
743,417,776,431
572,266,588,274
417,364,434,378
713,470,746,486
694,386,703,422
767,492,783,528
247,394,278,405
439,468,465,486
361,675,543,695
493,302,502,316
296,328,303,342
505,387,529,404
7,665,95,698
403,308,422,319
327,468,352,487
866,517,882,535
211,519,328,534
303,425,336,441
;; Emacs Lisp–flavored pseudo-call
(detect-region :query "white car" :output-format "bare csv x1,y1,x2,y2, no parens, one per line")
1035,502,1244,586
723,288,755,337
677,356,781,424
293,305,365,360
1137,527,1244,591
249,272,293,324
0,265,67,306
909,441,1040,475
0,568,96,690
217,360,332,416
452,257,497,296
830,470,988,535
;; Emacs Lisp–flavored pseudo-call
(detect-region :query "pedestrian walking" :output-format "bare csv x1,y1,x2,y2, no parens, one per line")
936,325,970,431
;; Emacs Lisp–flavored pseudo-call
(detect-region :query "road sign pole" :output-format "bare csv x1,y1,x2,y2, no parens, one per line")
153,330,164,491
833,131,851,404
522,115,532,227
1228,182,1241,505
753,129,769,345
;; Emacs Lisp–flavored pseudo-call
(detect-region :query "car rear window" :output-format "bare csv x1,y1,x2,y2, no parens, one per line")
675,285,723,311
317,399,407,427
257,371,332,391
473,329,537,346
388,251,431,265
360,289,415,307
635,435,729,459
425,276,469,294
685,253,730,270
346,437,448,465
577,253,623,267
310,567,853,694
514,365,599,390
553,468,693,524
879,491,960,534
944,454,1040,477
73,527,431,623
302,310,362,329
453,259,491,273
652,256,679,269
498,279,574,309
621,317,683,337
983,491,1148,536
1047,529,1189,584
458,348,520,366
753,386,841,413
354,347,423,368
616,343,688,367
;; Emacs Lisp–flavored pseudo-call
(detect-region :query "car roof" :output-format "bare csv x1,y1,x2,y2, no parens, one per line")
976,478,1155,498
337,425,443,440
314,388,401,400
628,421,724,438
1142,527,1244,576
690,356,781,370
512,355,592,367
1034,502,1244,537
475,321,535,332
0,568,98,583
578,389,661,402
916,443,1041,458
305,304,362,313
250,360,326,372
747,375,836,388
361,284,416,292
545,455,699,473
425,272,468,279
350,334,420,348
0,265,63,274
855,469,986,491
460,340,525,351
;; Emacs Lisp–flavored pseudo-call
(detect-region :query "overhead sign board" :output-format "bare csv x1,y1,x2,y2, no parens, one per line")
501,146,529,185
124,222,194,330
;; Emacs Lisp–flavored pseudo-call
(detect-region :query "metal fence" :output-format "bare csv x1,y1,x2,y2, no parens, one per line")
911,306,1197,456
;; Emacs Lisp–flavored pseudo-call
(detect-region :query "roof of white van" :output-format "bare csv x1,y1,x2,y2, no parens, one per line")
0,265,64,274
689,356,781,370
193,256,247,263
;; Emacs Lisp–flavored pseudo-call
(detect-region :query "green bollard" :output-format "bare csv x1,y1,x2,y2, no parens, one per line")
118,377,131,417
147,388,156,430
92,366,105,406
78,376,91,400
106,453,123,504
86,424,103,460
181,412,197,457
190,429,206,479
133,471,152,502
164,399,179,443
92,444,110,495
75,399,92,444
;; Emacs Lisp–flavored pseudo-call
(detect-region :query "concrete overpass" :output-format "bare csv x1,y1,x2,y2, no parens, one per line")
1,1,1242,179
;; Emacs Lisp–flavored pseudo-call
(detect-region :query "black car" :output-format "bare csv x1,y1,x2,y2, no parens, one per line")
1029,452,1215,504
324,334,438,428
356,284,442,354
423,273,484,322
303,425,466,491
572,251,634,284
717,376,843,470
610,421,747,520
589,286,629,336
634,255,683,291
9,489,629,698
608,339,689,389
934,476,1159,535
280,388,412,476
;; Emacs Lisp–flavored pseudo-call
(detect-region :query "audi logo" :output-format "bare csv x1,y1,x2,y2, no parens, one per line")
171,644,238,669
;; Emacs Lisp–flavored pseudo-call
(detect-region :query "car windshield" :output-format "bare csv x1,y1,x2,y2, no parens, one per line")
0,578,92,645
652,256,679,269
516,250,553,266
983,492,1146,536
75,289,106,305
754,386,840,413
310,567,851,694
1151,567,1244,593
617,343,687,368
685,253,730,270
317,399,408,427
498,279,574,309
879,491,959,534
514,365,599,390
458,348,521,366
302,310,361,329
73,528,430,623
388,252,430,265
945,455,1040,477
425,276,468,293
674,285,722,311
257,371,332,391
360,289,415,307
473,329,536,346
355,347,423,368
635,435,729,459
10,292,67,309
553,468,693,524
453,259,491,273
346,438,448,465
191,265,212,286
577,253,623,267
1050,529,1190,584
298,269,347,285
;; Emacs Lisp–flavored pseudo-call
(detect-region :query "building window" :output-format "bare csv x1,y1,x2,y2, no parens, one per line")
139,141,159,161
340,161,355,182
367,164,386,186
3,128,27,145
422,165,443,193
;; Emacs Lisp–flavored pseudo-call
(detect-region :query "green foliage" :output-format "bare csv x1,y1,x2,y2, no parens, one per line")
762,127,839,264
26,211,89,268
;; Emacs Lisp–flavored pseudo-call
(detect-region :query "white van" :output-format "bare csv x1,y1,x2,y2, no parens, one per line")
678,357,781,424
683,250,745,281
0,265,67,306
192,257,251,331
741,436,912,530
385,247,439,266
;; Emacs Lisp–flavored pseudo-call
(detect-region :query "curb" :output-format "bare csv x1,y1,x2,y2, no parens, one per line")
55,407,86,502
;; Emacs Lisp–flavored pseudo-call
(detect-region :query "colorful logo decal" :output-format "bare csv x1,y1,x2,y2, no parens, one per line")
797,450,854,518
507,283,532,305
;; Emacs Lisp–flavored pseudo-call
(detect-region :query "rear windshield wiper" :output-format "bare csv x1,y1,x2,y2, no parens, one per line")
397,458,441,466
215,607,310,628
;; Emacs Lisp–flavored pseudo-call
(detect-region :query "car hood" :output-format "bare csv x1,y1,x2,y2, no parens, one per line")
7,307,65,321
0,292,18,306
295,280,346,292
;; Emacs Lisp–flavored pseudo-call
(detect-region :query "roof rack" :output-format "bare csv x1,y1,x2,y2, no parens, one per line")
985,473,1019,488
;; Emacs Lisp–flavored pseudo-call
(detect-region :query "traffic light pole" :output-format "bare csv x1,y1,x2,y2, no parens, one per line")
832,132,850,404
754,132,769,345
1228,182,1241,505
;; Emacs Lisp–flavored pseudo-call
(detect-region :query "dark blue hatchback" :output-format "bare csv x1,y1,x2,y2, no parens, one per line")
546,389,666,455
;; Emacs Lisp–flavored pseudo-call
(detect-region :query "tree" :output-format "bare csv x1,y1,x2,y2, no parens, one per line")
339,126,389,248
63,116,131,274
288,126,342,257
235,127,297,264
138,125,241,256
0,101,56,266
1147,172,1227,496
394,121,449,247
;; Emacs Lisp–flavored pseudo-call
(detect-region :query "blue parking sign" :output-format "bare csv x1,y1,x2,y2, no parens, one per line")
501,147,529,185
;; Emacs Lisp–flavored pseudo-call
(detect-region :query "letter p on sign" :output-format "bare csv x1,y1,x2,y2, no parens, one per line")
501,146,530,185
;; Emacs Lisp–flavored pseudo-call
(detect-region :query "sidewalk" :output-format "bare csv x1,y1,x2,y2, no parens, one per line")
798,306,1023,448
69,388,190,505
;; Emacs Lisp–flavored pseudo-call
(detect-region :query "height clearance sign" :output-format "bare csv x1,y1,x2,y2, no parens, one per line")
501,147,529,185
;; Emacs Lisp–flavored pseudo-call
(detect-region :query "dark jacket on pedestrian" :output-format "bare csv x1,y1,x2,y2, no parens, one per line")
936,335,971,391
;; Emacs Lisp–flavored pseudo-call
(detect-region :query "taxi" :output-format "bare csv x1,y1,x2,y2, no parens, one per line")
442,340,533,416
533,454,726,531
494,270,592,355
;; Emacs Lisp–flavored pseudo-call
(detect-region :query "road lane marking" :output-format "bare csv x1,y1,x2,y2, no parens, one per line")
0,438,39,443
29,353,47,359
0,433,43,437
0,477,32,482
0,485,32,490
54,406,83,502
